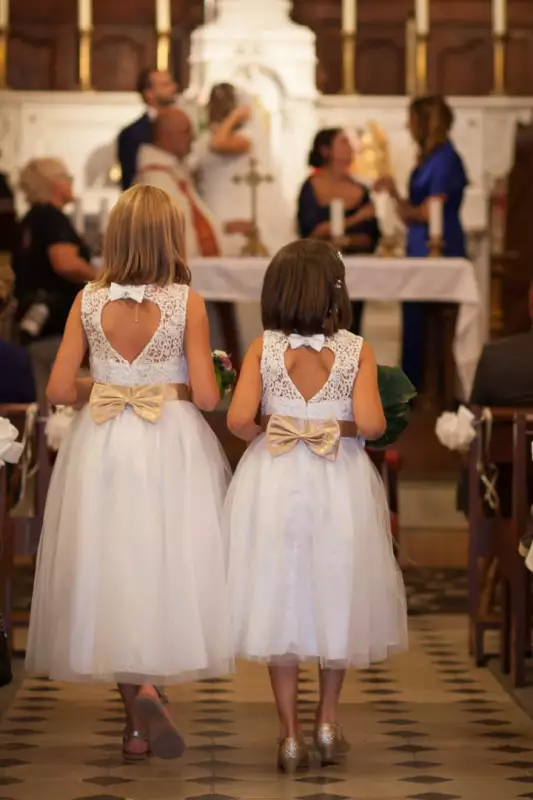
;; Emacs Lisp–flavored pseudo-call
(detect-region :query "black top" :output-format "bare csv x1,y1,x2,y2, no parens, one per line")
13,203,91,338
297,177,381,254
117,113,152,191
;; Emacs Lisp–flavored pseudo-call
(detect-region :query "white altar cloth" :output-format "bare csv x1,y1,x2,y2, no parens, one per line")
187,256,482,398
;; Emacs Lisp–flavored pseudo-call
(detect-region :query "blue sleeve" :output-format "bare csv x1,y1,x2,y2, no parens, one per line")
429,148,468,198
297,179,322,238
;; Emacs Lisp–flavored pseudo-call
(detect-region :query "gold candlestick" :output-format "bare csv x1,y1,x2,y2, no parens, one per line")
157,31,171,72
342,31,356,95
428,236,443,258
415,34,428,95
492,34,506,95
79,29,92,91
0,26,7,90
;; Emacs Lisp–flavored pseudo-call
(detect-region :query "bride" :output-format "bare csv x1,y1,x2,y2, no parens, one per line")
191,84,294,348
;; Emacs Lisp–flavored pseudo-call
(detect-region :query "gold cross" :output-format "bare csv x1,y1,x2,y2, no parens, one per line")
232,157,274,256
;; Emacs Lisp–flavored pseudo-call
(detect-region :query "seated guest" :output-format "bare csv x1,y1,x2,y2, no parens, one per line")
457,282,533,517
13,159,95,406
117,68,177,192
0,338,36,404
376,95,468,389
470,284,533,407
297,128,380,334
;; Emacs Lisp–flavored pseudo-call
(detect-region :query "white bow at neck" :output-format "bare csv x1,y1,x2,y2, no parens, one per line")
287,333,326,352
109,283,146,304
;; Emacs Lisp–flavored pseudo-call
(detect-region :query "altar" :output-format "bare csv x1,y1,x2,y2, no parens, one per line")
189,255,482,399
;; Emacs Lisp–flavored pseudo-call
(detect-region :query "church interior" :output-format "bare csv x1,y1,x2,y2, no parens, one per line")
3,1,533,799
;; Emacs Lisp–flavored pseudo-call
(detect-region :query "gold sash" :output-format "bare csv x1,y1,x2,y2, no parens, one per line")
263,415,358,462
90,383,189,425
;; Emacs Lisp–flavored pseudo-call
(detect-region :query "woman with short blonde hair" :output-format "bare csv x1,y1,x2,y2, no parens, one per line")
13,157,95,405
26,184,233,764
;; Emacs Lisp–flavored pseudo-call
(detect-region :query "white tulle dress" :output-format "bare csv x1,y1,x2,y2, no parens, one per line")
26,283,233,684
224,330,408,668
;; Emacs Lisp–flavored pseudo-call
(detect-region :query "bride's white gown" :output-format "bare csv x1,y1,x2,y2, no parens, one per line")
192,102,295,351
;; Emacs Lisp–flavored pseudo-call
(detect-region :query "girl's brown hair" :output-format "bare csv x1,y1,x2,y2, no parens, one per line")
409,95,454,157
261,240,352,336
94,184,191,288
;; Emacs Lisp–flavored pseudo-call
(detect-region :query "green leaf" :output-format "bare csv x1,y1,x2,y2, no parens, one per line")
367,366,417,448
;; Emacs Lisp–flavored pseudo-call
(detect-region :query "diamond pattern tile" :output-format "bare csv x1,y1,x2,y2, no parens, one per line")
2,611,533,800
82,777,132,787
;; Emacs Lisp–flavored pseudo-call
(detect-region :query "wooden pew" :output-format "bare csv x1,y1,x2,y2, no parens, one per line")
468,407,532,685
0,404,50,649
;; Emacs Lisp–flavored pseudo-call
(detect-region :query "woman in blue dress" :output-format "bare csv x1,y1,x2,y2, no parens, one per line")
297,128,381,334
376,96,468,389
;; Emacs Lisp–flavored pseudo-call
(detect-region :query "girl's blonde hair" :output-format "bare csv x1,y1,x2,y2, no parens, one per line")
95,184,191,288
19,158,69,204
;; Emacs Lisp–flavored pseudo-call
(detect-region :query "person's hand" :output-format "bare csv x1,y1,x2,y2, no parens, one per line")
229,106,250,127
225,219,255,236
374,175,397,195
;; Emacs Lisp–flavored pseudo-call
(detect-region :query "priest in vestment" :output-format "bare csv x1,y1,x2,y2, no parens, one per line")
136,108,222,258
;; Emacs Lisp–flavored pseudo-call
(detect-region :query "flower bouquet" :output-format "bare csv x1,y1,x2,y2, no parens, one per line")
367,365,417,449
213,350,237,399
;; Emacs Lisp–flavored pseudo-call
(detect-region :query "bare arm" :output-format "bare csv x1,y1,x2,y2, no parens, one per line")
396,194,446,224
184,289,220,412
227,337,263,442
48,243,96,284
47,292,92,406
352,342,386,441
210,107,251,156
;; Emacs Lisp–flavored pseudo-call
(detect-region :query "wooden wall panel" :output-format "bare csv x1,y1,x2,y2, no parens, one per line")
4,0,533,96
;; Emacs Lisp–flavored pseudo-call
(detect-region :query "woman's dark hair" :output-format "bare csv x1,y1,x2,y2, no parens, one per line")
261,239,352,336
308,128,342,169
409,95,454,156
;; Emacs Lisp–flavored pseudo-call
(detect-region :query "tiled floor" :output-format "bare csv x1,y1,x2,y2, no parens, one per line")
1,614,533,800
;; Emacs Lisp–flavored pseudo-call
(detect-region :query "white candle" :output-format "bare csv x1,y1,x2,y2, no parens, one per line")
99,197,109,235
78,0,92,31
415,0,429,36
428,196,443,240
0,0,9,29
330,199,345,240
73,198,84,236
156,0,171,33
492,0,507,36
342,0,356,34
374,191,395,238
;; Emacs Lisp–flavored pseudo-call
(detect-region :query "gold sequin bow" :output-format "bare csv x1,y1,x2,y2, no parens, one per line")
266,415,341,461
90,383,171,425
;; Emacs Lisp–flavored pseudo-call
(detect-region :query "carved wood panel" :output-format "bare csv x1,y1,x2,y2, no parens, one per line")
430,26,493,96
4,0,533,95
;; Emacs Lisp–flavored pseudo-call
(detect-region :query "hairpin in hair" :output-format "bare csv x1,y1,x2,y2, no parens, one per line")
336,251,345,264
335,279,343,289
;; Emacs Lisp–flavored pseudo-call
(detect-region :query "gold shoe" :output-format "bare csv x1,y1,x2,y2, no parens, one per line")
314,723,350,766
277,737,309,774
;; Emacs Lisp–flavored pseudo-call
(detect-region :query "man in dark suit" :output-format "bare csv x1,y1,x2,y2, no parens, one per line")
117,68,178,192
458,283,533,516
470,283,533,406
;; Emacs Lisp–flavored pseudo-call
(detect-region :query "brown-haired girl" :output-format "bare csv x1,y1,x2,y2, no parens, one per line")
224,239,408,773
25,185,233,762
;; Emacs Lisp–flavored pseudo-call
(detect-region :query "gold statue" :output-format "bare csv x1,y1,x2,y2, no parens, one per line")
351,121,393,182
232,157,273,257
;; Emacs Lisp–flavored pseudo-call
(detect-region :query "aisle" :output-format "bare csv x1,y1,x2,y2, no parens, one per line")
1,616,532,800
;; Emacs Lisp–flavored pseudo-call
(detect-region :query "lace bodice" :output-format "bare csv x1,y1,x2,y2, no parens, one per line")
81,283,189,386
261,330,363,421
